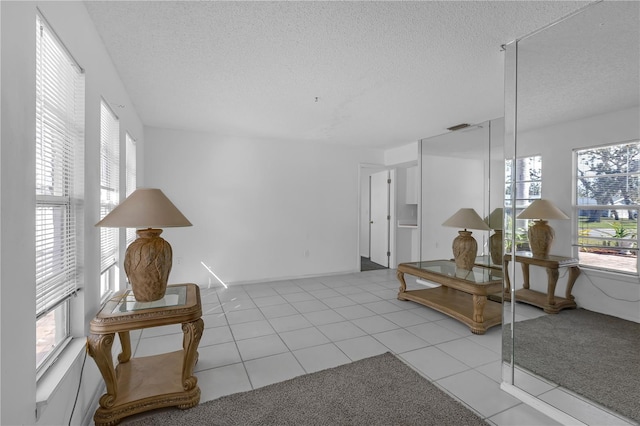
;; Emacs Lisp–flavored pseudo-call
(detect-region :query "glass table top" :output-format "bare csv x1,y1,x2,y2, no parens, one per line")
403,260,503,284
113,285,187,313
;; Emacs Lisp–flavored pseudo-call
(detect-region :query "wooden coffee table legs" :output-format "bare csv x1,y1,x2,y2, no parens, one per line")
472,294,487,324
396,269,501,335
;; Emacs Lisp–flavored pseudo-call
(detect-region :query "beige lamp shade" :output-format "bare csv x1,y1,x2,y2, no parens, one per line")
95,188,192,228
442,208,490,271
517,199,569,258
517,199,569,221
485,208,504,230
95,188,192,302
442,208,491,231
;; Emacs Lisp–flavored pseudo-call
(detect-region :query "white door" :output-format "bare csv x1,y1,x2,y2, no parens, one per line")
370,170,390,267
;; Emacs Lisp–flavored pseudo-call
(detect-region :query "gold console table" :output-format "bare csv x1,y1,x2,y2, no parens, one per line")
503,252,581,314
87,283,204,426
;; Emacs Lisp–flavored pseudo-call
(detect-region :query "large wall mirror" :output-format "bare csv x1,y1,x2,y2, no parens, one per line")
419,119,504,268
503,1,639,424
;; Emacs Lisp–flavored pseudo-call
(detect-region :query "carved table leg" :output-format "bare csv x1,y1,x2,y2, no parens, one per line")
565,266,581,300
86,334,117,409
503,259,512,298
117,331,131,363
181,318,204,404
471,294,487,334
396,269,407,298
521,263,530,289
546,267,560,308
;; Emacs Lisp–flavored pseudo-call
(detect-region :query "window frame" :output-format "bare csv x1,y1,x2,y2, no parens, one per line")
574,140,639,275
125,132,137,246
35,11,85,375
99,100,120,297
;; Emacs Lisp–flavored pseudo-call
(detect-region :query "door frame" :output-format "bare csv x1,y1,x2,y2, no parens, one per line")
358,164,396,270
369,169,390,267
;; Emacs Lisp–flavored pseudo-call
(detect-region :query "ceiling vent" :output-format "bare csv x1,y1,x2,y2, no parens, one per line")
447,123,471,131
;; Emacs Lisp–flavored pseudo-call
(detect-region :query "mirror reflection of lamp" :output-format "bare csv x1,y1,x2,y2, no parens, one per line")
442,208,491,271
95,188,192,302
485,208,504,265
516,199,569,258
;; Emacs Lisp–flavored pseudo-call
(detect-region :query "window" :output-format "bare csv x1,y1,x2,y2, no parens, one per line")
125,132,137,246
575,142,639,274
35,14,84,372
505,155,542,251
100,101,120,296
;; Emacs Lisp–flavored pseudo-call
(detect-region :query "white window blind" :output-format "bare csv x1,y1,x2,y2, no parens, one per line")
125,132,137,245
35,14,84,319
100,101,120,273
575,142,638,274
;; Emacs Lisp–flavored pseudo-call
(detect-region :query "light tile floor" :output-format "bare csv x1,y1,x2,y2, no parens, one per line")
124,269,633,425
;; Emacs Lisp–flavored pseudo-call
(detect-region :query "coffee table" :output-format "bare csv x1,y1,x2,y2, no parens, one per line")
396,260,503,334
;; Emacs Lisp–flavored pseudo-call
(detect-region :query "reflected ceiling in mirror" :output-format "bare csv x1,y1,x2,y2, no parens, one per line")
517,1,640,132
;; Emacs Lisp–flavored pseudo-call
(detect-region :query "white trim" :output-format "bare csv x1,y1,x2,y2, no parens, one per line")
580,264,640,283
500,382,587,426
35,338,86,420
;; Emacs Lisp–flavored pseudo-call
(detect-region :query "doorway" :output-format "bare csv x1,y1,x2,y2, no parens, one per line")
359,167,391,271
369,170,390,268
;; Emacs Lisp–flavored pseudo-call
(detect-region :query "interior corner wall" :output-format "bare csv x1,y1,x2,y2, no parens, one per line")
1,2,144,424
143,126,384,286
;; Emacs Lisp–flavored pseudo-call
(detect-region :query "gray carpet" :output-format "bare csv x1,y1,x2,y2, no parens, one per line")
361,256,388,271
503,309,640,423
123,352,487,425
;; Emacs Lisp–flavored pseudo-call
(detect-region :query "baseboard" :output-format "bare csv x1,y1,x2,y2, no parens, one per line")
500,382,586,426
210,268,361,287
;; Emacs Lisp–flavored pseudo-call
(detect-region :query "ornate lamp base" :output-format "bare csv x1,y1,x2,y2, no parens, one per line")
528,220,554,258
124,228,172,302
489,230,503,265
452,230,477,271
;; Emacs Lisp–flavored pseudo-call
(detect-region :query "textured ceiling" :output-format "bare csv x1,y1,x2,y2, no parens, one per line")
84,1,593,148
516,1,640,133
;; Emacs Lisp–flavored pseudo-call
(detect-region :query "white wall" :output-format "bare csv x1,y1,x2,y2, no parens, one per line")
421,155,487,261
143,127,384,286
1,2,143,424
384,141,418,166
515,106,640,322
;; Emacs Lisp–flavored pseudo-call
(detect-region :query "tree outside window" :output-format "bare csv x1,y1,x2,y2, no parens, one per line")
575,141,639,274
505,155,542,252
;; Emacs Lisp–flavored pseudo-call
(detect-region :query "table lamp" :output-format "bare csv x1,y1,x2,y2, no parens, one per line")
517,199,569,258
485,208,503,265
95,188,192,302
442,208,491,271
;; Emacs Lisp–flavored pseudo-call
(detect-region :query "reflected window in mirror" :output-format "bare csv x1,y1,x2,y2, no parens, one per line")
505,155,542,252
575,141,639,274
